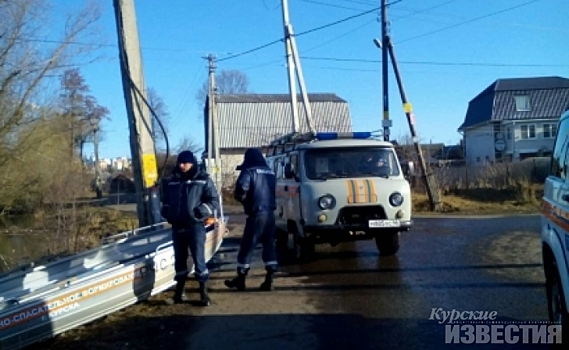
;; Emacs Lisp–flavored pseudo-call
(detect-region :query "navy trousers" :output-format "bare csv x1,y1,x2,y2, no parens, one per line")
172,223,209,283
237,211,278,274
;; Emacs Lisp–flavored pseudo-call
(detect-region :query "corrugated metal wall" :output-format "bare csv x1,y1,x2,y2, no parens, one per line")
217,101,353,148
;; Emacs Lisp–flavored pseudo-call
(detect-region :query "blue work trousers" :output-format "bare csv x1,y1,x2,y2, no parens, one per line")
237,211,278,274
172,224,209,283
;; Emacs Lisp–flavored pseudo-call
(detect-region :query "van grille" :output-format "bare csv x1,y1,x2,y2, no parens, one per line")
337,206,387,225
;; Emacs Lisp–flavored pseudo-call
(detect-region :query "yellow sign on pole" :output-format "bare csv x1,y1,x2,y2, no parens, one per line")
142,153,158,187
403,102,413,113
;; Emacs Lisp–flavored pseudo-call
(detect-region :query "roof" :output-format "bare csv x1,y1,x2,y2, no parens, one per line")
297,139,394,149
205,93,353,149
216,93,347,103
459,76,569,130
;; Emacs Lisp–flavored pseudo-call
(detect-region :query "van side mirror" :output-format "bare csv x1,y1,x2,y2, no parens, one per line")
401,161,415,177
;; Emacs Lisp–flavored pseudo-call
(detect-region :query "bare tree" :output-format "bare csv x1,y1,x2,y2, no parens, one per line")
0,0,103,213
0,0,103,167
195,69,250,104
147,87,170,150
59,68,109,160
175,136,203,155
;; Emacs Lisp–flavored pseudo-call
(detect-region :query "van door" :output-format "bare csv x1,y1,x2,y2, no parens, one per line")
283,152,302,225
273,155,287,229
548,119,569,270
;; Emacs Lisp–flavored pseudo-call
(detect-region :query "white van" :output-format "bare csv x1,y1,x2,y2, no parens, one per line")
541,110,569,331
266,131,414,260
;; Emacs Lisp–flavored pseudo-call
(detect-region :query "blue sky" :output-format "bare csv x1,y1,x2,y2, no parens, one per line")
53,0,568,159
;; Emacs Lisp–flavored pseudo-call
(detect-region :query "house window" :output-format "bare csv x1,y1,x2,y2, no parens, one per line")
520,124,536,139
543,123,558,139
513,95,531,112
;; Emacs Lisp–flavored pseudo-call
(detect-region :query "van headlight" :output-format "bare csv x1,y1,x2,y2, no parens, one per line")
318,194,336,210
389,192,404,207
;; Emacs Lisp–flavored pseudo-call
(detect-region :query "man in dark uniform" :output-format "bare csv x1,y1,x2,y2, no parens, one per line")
225,148,278,291
160,150,220,306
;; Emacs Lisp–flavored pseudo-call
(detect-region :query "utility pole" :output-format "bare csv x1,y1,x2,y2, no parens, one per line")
281,0,301,133
207,54,222,191
206,55,214,178
281,0,315,135
385,36,442,212
113,0,161,227
93,125,102,199
380,0,391,142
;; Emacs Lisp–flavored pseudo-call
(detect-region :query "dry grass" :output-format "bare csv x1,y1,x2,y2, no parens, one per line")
412,182,543,215
410,160,546,214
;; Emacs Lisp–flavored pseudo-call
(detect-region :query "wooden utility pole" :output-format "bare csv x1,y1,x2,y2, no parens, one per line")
113,0,161,226
378,0,442,212
207,54,222,191
380,0,391,141
281,0,301,133
206,55,214,178
281,0,315,135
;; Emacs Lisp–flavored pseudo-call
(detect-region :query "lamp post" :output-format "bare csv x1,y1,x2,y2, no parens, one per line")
90,117,102,199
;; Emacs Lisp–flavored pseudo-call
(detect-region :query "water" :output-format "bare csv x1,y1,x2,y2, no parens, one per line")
0,215,46,273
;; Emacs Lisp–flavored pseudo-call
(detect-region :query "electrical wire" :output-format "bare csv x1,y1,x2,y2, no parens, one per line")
217,5,380,63
395,0,543,44
299,0,373,12
299,56,569,67
117,38,170,182
390,0,464,22
294,6,379,37
128,76,170,181
217,39,284,63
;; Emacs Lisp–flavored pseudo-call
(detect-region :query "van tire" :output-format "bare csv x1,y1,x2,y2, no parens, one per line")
276,228,289,251
375,231,400,256
546,263,569,335
294,233,315,262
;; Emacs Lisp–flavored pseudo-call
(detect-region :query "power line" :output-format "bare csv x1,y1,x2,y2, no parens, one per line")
390,0,464,22
303,19,376,53
299,0,371,11
217,39,283,63
217,6,380,63
299,55,569,67
396,0,543,44
294,6,379,37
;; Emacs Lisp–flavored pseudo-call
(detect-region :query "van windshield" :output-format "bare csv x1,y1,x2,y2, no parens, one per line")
304,147,400,180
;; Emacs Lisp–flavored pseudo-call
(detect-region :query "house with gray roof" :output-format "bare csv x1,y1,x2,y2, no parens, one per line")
204,93,352,186
458,76,569,166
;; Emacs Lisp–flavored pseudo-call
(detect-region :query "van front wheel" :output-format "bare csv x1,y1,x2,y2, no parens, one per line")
294,234,315,262
374,231,400,256
546,265,569,332
276,228,289,252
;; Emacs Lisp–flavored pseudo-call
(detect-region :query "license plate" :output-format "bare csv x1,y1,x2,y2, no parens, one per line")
368,219,400,228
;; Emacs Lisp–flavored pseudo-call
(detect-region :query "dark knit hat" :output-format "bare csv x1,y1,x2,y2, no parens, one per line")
177,150,196,164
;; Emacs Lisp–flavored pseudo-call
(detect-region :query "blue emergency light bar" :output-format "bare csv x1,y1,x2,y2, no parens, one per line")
315,132,372,140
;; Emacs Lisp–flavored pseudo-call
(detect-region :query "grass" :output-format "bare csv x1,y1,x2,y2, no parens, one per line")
412,183,543,215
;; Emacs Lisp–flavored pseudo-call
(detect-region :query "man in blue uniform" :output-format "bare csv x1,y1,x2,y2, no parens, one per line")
225,148,278,291
161,150,220,306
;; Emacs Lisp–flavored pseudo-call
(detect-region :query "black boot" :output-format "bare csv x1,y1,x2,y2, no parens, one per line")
168,280,186,304
198,281,211,306
260,270,274,291
224,271,246,291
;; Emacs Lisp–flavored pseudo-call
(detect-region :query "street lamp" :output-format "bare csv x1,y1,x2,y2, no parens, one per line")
373,38,382,49
89,117,103,199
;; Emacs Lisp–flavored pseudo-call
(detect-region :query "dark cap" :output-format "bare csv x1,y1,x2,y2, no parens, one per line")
177,150,196,164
